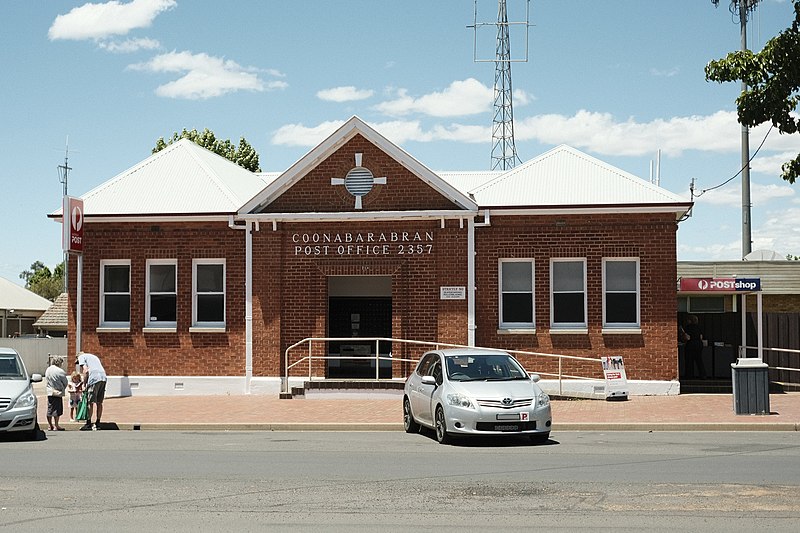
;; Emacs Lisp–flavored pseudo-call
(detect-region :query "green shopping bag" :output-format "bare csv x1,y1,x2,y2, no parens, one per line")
76,391,89,421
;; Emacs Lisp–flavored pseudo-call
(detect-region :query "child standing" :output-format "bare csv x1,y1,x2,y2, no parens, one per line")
67,371,83,421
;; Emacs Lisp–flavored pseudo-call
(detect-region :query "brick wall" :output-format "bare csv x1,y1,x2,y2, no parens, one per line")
67,221,246,376
264,134,460,213
473,213,679,381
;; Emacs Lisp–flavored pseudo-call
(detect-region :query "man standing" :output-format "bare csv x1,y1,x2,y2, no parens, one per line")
77,352,107,431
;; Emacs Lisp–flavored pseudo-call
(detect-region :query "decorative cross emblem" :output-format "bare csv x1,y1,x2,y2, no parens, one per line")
330,153,386,209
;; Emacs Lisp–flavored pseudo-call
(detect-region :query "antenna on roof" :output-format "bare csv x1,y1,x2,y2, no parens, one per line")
469,0,530,170
57,137,72,294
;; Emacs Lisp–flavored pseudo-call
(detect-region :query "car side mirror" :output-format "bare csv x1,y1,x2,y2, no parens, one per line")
30,373,43,383
528,372,540,383
421,375,436,386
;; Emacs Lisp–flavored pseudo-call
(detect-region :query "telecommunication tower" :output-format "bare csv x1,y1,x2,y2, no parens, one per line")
470,0,530,170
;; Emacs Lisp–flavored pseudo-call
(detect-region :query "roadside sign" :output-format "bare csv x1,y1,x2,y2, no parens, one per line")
601,355,628,400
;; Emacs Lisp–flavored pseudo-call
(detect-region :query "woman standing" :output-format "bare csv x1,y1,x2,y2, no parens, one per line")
44,355,68,431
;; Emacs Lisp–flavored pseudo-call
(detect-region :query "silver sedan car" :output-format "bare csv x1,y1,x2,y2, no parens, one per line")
0,347,42,440
403,349,552,444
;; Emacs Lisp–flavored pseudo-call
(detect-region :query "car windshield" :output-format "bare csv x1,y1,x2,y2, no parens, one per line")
445,353,529,382
0,355,23,379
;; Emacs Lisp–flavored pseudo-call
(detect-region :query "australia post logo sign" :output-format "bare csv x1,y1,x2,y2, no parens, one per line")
680,277,761,292
62,196,84,254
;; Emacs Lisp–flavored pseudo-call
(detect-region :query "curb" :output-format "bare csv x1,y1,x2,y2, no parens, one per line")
53,422,800,432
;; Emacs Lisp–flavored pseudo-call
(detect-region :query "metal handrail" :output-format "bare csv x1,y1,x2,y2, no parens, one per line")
283,337,603,395
742,345,800,374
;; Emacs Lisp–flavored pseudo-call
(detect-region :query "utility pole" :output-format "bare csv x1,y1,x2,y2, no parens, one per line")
57,137,71,293
713,0,762,258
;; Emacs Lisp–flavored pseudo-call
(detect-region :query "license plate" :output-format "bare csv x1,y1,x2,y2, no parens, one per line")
496,413,520,421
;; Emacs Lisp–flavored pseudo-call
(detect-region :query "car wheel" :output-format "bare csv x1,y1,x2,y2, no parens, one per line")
403,397,420,433
529,432,550,444
434,406,451,445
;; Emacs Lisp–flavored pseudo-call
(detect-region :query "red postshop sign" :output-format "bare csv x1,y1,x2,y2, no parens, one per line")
62,196,84,254
679,277,761,292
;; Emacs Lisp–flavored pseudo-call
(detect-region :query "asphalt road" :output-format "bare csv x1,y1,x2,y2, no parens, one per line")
2,430,799,532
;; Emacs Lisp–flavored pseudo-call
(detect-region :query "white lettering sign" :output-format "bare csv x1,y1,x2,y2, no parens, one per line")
292,231,434,256
440,286,465,300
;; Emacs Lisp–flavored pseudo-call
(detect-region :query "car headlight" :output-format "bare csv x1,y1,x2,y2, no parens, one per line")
446,393,475,409
537,392,550,407
12,391,37,409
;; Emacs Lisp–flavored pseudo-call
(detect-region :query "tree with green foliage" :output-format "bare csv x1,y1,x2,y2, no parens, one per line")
152,128,261,172
705,0,800,183
19,261,64,301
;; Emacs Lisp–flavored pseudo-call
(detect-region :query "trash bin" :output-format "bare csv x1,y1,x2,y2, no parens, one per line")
731,358,770,415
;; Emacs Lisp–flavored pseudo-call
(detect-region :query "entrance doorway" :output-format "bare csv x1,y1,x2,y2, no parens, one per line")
327,276,392,378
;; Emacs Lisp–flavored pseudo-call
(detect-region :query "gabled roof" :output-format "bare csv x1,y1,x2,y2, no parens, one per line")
452,145,689,211
51,139,270,218
239,116,478,214
33,292,68,329
0,277,52,312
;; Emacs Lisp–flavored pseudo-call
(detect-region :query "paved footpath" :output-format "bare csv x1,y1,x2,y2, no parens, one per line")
37,390,800,431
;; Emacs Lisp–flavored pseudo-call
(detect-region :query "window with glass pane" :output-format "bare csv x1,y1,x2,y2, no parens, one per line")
148,262,176,325
500,260,534,327
604,260,638,326
552,260,585,326
195,262,224,324
102,263,130,324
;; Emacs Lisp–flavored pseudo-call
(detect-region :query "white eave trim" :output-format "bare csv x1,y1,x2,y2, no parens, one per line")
240,209,477,223
50,214,235,224
480,205,691,217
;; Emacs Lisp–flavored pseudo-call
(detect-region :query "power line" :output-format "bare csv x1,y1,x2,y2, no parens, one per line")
694,123,773,198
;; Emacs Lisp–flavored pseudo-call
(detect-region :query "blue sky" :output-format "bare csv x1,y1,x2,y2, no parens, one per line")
1,0,799,286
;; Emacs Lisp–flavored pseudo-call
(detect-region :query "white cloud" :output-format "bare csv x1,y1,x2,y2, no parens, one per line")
650,66,680,78
271,121,346,147
271,120,491,147
48,0,176,41
374,78,492,118
752,206,800,256
512,109,800,157
98,37,160,53
317,86,374,103
513,89,534,106
128,51,285,99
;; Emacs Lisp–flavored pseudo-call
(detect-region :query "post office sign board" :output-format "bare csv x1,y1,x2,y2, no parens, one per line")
679,277,760,292
62,196,84,254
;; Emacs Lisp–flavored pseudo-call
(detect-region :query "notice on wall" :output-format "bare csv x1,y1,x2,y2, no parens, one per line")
440,286,466,300
600,355,628,400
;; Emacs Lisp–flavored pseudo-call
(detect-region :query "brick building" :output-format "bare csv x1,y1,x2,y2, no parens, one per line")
53,117,691,396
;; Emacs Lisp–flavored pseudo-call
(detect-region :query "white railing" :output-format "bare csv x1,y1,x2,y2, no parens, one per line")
283,337,602,395
742,345,800,375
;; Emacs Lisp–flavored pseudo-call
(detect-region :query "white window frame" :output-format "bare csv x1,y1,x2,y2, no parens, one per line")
602,257,640,331
145,259,177,331
498,258,535,331
99,259,131,330
550,258,587,331
191,258,226,331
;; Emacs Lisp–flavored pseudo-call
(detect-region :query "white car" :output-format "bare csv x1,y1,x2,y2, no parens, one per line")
0,347,42,440
403,349,552,444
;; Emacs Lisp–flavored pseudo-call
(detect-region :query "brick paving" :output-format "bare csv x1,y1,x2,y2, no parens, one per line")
37,390,800,431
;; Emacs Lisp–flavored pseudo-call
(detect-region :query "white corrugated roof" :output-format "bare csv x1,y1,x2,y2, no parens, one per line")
0,277,53,312
51,135,690,220
451,145,688,208
61,139,270,217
